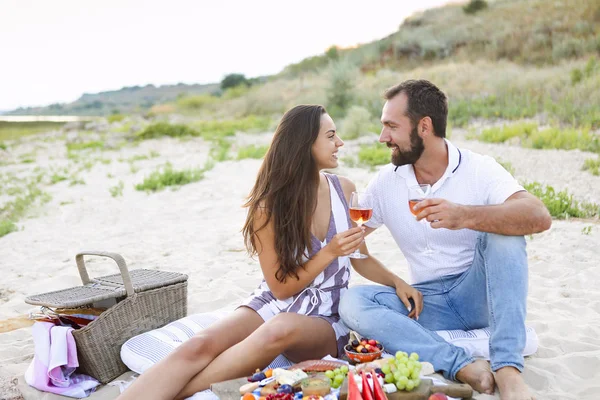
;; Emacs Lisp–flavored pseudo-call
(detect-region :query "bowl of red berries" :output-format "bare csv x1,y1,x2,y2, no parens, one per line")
344,337,384,363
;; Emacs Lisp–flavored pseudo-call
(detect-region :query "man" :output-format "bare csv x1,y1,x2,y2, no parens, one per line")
340,80,551,400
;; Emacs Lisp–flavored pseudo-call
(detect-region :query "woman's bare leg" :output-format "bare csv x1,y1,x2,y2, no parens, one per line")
175,313,338,399
117,307,263,400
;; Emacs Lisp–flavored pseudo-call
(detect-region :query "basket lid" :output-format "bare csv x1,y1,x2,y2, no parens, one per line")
25,283,127,308
26,249,189,309
92,269,188,292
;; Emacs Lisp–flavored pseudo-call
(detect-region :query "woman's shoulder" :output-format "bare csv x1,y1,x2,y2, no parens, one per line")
326,173,356,199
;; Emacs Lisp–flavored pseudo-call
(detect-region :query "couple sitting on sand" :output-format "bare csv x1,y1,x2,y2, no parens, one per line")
118,80,551,400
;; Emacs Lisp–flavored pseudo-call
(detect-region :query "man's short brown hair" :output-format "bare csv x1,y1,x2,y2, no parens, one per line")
384,80,448,138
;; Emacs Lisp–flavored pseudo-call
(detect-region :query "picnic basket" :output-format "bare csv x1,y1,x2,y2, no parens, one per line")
25,250,188,383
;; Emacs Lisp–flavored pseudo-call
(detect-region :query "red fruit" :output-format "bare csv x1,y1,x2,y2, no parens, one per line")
361,340,368,346
370,370,387,400
428,393,448,400
368,339,377,346
360,371,375,400
347,371,363,400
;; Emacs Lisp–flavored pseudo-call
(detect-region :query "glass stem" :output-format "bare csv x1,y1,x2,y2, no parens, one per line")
423,221,433,252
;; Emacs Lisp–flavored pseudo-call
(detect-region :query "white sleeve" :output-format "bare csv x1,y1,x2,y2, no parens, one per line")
364,172,384,229
480,156,525,205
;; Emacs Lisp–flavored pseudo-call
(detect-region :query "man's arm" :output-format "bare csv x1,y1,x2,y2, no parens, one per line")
416,191,552,236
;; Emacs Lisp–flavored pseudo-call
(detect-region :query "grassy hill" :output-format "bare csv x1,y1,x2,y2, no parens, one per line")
7,0,600,125
163,0,600,129
7,82,219,116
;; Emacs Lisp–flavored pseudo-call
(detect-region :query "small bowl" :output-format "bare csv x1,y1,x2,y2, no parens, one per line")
344,344,384,363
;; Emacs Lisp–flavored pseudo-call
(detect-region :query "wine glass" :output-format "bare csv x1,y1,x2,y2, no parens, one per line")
408,184,435,254
348,192,373,259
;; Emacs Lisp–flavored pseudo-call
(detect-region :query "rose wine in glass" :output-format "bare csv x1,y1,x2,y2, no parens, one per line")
348,192,372,259
407,184,435,254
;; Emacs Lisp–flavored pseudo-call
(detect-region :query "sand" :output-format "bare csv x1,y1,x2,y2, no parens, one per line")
1,126,599,399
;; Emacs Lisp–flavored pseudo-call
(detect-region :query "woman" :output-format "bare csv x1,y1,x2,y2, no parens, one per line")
118,105,365,400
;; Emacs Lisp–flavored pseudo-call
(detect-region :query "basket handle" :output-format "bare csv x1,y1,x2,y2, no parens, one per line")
75,251,135,297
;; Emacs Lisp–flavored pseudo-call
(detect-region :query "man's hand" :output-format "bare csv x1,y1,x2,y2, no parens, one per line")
415,198,468,230
395,280,423,320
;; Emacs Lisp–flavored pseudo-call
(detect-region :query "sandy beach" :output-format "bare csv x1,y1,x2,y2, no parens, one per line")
1,125,599,399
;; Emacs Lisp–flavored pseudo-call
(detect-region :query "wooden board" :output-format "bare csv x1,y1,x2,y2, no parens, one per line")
339,378,473,400
211,375,472,399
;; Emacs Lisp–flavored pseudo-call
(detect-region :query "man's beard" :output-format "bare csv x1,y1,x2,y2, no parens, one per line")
389,125,424,166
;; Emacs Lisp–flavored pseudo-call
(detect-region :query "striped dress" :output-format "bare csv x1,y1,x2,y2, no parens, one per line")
242,173,352,356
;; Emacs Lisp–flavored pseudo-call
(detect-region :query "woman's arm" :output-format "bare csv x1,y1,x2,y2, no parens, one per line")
254,208,363,300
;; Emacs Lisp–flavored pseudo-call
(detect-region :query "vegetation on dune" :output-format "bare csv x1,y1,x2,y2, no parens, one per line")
523,182,600,219
134,163,205,192
583,156,600,176
236,144,269,160
474,122,600,153
0,121,66,141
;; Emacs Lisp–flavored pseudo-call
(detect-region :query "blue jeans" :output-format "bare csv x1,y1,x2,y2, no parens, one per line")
339,233,528,380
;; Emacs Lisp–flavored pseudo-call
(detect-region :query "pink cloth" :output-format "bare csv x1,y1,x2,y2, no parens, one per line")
25,321,100,398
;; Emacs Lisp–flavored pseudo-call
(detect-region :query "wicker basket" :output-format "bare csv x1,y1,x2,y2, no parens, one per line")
25,251,188,383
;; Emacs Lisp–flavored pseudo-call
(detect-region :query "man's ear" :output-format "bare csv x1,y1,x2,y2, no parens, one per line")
419,116,434,137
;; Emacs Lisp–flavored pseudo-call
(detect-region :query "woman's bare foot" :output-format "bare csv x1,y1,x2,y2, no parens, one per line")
495,367,535,400
455,359,495,394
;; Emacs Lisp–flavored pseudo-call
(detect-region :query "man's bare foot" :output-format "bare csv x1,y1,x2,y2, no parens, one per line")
495,367,535,400
455,359,495,394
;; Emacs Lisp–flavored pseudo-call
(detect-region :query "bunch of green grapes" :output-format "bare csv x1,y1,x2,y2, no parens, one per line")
324,365,349,389
380,351,422,391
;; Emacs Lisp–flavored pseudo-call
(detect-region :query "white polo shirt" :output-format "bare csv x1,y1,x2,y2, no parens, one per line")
365,139,524,284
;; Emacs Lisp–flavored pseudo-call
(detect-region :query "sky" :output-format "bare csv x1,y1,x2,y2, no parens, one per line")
0,0,449,111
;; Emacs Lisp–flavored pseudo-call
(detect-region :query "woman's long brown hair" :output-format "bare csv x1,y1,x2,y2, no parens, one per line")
242,105,326,283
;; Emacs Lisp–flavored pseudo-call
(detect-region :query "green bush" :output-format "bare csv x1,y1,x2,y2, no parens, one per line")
50,174,68,184
0,142,6,150
476,122,600,153
571,68,584,85
0,183,50,238
107,114,126,123
135,164,204,192
193,116,272,140
237,144,269,160
0,220,17,238
176,94,218,110
526,127,600,152
326,60,359,119
136,122,200,140
341,106,378,140
109,181,124,197
583,156,600,176
222,85,251,100
221,73,249,90
449,96,539,127
463,0,488,14
524,181,599,219
66,141,105,151
479,122,538,143
209,138,232,162
358,144,390,166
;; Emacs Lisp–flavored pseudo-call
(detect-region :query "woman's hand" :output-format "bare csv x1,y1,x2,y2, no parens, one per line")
395,279,423,320
324,227,364,258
